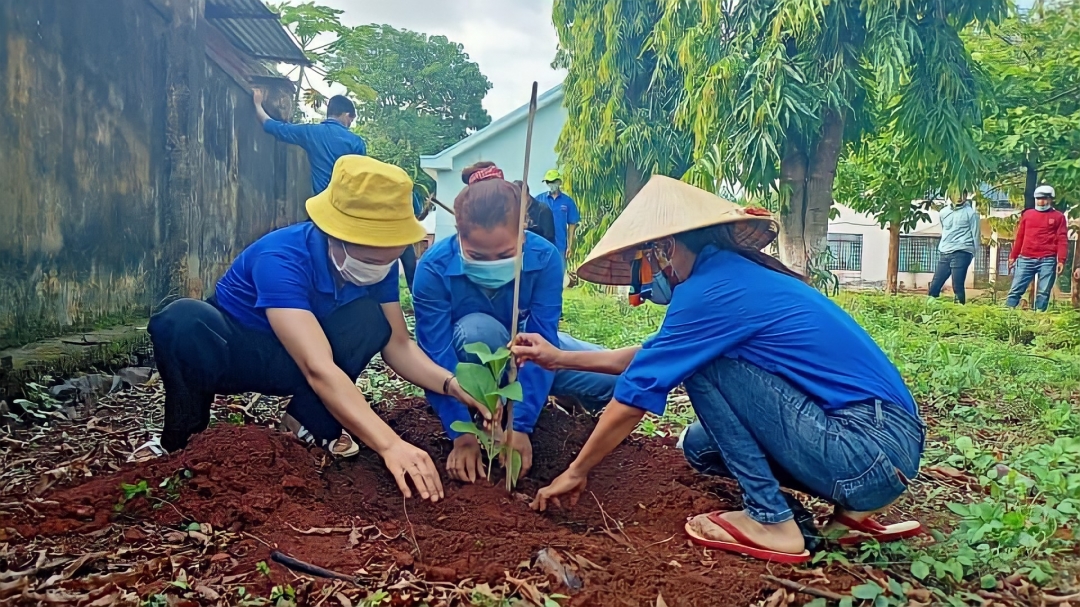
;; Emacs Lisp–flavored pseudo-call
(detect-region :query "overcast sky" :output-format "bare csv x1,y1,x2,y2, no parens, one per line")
306,0,566,120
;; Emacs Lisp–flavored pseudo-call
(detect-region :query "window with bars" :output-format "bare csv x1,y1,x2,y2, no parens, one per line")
997,241,1013,276
898,236,941,273
826,233,863,271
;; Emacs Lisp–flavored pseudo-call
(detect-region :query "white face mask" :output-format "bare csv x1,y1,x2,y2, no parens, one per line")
1035,198,1052,212
332,241,394,286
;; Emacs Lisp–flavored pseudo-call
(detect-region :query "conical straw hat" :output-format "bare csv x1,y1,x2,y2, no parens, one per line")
577,175,779,286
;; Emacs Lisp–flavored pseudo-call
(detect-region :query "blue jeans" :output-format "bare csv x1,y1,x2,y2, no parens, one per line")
1006,256,1058,311
928,250,973,304
452,313,616,412
681,358,924,524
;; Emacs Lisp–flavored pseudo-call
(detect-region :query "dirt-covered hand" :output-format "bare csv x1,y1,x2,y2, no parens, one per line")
531,468,587,512
511,333,563,370
447,435,485,484
380,440,444,503
446,377,492,423
502,431,533,482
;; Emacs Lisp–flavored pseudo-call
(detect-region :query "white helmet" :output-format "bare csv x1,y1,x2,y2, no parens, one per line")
1034,185,1055,199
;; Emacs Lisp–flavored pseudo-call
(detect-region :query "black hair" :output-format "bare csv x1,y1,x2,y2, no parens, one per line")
455,162,521,238
326,95,356,118
673,224,806,282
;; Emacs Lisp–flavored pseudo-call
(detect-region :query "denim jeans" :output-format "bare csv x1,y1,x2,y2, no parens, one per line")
452,312,616,412
1006,256,1058,312
681,357,924,524
928,250,973,304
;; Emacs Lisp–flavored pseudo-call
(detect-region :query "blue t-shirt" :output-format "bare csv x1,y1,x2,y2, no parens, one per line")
214,223,400,332
263,119,367,194
412,233,564,437
534,192,580,255
616,247,917,417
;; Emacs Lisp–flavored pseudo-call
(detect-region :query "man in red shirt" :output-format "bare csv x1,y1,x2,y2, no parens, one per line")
1006,185,1069,311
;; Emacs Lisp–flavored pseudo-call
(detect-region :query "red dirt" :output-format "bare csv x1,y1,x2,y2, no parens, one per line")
12,399,785,606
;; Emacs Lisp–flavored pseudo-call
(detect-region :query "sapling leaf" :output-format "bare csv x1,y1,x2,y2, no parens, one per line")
450,421,494,452
488,381,524,403
465,342,512,380
463,342,495,361
455,362,500,414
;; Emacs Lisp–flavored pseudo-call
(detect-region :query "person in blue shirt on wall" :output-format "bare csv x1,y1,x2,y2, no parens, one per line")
148,156,488,504
254,89,367,194
512,176,926,564
413,161,618,485
535,169,580,260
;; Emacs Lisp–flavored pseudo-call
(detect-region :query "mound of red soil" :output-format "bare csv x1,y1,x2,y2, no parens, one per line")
16,400,776,606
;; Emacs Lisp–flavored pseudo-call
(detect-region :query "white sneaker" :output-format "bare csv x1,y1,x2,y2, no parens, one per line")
675,426,689,451
279,414,360,458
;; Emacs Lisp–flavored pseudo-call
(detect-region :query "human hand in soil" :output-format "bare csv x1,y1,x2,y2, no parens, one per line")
381,440,444,502
531,468,587,512
448,435,485,483
511,333,563,370
502,431,533,482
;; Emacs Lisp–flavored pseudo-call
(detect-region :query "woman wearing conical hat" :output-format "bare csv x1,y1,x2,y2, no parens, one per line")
511,176,925,563
148,156,490,504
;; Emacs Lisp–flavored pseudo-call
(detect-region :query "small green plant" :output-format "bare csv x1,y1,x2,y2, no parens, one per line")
270,584,296,607
115,480,152,512
12,377,62,420
159,469,193,499
142,595,169,607
359,590,391,607
228,412,246,426
450,342,525,489
256,561,271,577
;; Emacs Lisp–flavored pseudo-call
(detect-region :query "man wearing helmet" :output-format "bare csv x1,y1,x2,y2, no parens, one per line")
1006,185,1070,311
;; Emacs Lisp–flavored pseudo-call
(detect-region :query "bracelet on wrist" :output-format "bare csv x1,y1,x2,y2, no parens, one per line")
442,375,455,395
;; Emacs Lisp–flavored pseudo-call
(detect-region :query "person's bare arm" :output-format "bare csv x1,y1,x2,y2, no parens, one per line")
253,89,271,126
265,308,443,502
566,224,577,260
531,401,645,511
512,332,639,375
379,303,490,420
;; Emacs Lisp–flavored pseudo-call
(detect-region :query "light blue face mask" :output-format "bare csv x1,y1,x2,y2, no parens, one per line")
461,246,517,289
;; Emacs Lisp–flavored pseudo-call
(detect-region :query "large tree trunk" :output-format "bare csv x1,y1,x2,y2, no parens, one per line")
1071,234,1079,309
624,161,647,206
1023,153,1038,211
887,220,901,295
778,112,844,274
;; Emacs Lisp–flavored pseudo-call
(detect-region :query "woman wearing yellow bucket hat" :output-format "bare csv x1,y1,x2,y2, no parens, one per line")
148,156,488,504
511,176,926,562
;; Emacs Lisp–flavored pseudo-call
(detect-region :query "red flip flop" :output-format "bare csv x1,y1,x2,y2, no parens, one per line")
831,514,924,545
685,512,811,564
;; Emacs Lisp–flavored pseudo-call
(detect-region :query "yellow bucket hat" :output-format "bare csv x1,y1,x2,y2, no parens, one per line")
306,155,427,247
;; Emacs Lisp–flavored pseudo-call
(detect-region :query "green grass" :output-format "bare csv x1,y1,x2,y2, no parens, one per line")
559,288,1080,600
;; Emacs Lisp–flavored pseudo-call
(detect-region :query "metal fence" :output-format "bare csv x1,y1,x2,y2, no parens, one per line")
827,234,863,272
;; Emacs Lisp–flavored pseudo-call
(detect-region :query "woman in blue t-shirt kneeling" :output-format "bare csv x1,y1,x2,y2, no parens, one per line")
413,162,617,486
512,176,925,563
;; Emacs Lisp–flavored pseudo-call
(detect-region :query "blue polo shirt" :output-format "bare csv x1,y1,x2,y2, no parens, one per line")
213,223,400,332
616,247,917,417
412,233,564,437
534,192,580,255
263,119,367,194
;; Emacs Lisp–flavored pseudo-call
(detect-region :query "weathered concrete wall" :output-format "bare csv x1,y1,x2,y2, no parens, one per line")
0,0,310,349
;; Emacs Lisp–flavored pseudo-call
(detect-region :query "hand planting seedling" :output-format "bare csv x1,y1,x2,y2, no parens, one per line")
450,342,525,489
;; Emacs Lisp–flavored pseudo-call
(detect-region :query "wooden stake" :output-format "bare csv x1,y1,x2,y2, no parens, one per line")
505,81,539,491
429,195,455,216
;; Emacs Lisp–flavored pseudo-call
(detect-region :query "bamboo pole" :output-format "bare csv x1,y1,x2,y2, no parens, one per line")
505,82,539,491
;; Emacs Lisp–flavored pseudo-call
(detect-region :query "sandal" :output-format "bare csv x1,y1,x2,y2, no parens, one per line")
279,414,360,458
685,511,811,564
830,514,923,545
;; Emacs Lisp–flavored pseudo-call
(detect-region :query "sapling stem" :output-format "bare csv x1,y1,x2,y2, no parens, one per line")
504,82,538,492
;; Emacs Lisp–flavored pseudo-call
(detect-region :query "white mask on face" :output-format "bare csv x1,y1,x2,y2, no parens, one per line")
332,241,394,286
1035,198,1052,212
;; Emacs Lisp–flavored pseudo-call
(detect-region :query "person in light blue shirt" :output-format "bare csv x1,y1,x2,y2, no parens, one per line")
513,176,925,564
535,169,580,259
413,162,617,485
254,90,367,194
928,195,981,304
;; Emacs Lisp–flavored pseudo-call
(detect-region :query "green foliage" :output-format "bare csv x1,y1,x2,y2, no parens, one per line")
453,343,526,488
552,0,695,261
967,1,1080,210
11,377,62,420
115,480,151,512
256,561,271,577
359,590,390,607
